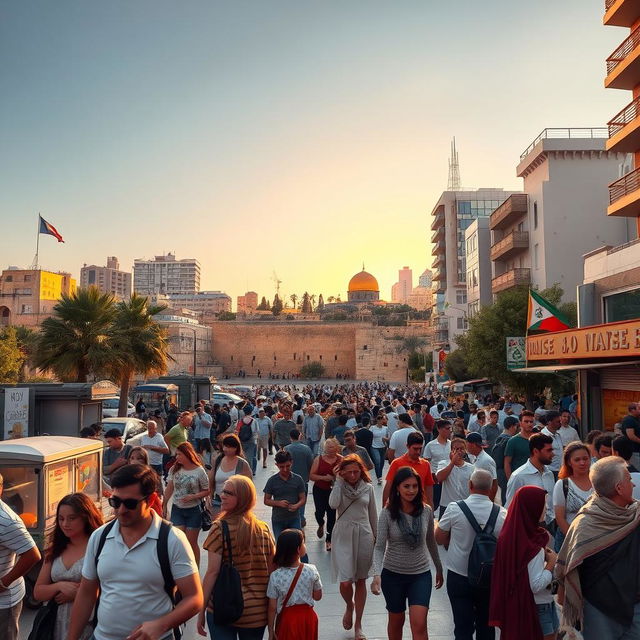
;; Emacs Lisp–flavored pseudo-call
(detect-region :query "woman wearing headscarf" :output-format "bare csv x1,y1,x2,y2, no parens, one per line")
489,486,558,640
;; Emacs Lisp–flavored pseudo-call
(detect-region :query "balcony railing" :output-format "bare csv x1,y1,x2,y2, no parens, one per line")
607,25,640,75
431,226,445,244
490,231,529,261
492,268,531,293
608,95,640,137
520,128,608,161
489,194,528,230
609,167,640,205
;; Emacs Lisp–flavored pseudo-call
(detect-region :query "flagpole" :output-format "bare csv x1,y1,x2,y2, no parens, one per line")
31,213,41,270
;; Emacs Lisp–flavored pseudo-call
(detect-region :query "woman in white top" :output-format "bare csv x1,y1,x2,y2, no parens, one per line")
209,433,252,513
553,442,593,552
370,414,389,484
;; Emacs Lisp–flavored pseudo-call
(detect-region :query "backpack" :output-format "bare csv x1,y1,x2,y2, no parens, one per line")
238,418,253,442
489,434,510,469
456,501,500,589
211,520,244,624
94,519,183,640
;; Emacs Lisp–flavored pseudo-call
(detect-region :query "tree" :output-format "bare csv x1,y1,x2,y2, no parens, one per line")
300,361,325,378
327,296,335,304
0,327,25,383
256,296,270,311
272,294,283,316
444,349,472,382
33,287,118,382
110,294,171,417
318,294,325,309
309,294,316,311
14,326,38,382
217,311,237,321
290,293,299,309
301,292,312,313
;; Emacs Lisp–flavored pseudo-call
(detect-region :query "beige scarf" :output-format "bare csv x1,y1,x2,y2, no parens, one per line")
556,495,640,628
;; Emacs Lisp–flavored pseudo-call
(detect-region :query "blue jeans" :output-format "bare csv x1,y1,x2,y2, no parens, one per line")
243,442,257,474
371,447,385,480
206,612,266,640
307,439,320,455
584,598,640,640
272,515,308,562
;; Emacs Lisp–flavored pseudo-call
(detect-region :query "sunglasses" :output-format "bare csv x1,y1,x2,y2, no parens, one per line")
108,496,148,510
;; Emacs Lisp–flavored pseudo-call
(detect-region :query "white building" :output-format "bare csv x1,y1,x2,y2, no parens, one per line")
391,267,413,304
465,219,492,318
133,253,201,296
80,256,132,300
155,291,231,321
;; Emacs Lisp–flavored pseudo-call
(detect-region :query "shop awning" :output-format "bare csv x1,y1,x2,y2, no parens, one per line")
512,360,640,373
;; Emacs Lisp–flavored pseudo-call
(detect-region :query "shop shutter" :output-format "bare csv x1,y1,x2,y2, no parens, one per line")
600,366,640,392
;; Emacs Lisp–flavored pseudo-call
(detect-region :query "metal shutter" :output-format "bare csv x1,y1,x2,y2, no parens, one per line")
600,366,640,391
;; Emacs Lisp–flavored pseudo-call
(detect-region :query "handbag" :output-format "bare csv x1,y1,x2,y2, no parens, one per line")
28,600,59,640
200,500,212,531
275,563,304,633
212,520,244,625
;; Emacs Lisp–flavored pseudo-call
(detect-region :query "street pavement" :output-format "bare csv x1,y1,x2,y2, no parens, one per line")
19,454,455,640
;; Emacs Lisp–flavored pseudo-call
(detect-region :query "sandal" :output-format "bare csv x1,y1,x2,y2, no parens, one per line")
325,541,332,551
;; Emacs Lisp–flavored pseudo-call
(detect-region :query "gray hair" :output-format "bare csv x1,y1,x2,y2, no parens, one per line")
146,420,157,429
469,468,493,493
590,456,627,498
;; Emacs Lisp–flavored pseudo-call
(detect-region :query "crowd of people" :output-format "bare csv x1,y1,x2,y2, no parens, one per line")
2,382,639,640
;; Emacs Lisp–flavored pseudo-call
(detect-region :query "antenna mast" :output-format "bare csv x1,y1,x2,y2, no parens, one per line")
447,137,462,190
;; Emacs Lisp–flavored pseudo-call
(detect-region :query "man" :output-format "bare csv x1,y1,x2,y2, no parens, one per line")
255,408,273,469
622,402,640,470
490,416,518,505
212,403,231,438
342,429,374,471
466,403,480,433
192,404,213,448
387,413,418,460
384,403,400,437
164,411,192,455
505,433,555,526
285,430,314,527
558,409,581,447
68,464,202,640
436,469,507,640
557,456,640,639
273,407,297,450
436,438,474,518
103,429,132,483
481,411,501,451
302,404,324,455
345,409,358,429
0,472,41,640
504,410,536,479
541,410,563,481
355,416,374,459
383,432,434,508
264,451,307,554
592,433,613,464
611,435,640,499
324,407,342,440
424,419,452,511
138,420,170,478
237,407,258,475
466,433,497,501
332,414,350,445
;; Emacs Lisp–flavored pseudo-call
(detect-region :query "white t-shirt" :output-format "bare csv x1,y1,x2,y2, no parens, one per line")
527,548,554,604
436,460,474,508
140,433,168,466
424,439,451,471
389,427,416,458
558,425,580,447
386,412,399,437
266,564,322,612
541,427,563,473
371,425,389,448
473,450,497,480
552,478,593,525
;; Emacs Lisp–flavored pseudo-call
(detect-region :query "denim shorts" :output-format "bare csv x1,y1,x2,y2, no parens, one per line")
536,602,559,635
170,504,202,529
381,568,432,613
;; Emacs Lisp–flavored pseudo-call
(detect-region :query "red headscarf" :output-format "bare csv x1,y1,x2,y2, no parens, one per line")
489,486,550,640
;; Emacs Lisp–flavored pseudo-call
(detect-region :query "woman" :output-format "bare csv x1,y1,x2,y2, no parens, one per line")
553,442,593,552
34,493,103,640
164,441,210,565
198,475,275,640
309,438,343,551
371,467,443,640
197,438,213,469
329,454,378,640
209,434,252,514
490,486,558,640
370,414,389,485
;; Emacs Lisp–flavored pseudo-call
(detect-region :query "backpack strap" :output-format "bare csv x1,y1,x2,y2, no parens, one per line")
221,520,233,565
94,519,117,569
157,519,182,640
562,478,569,501
483,504,500,537
456,501,482,534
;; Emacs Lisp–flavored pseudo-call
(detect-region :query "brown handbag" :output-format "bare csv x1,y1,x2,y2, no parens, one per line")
275,563,304,632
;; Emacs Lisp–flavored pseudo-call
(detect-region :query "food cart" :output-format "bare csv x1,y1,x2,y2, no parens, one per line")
0,436,110,607
131,383,179,415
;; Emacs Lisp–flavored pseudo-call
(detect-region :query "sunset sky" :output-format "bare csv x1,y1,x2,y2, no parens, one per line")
0,1,625,306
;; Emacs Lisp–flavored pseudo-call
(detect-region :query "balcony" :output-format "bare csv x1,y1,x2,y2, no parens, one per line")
607,95,640,153
608,167,640,217
432,253,446,269
490,231,529,262
431,226,445,244
431,240,445,255
430,206,445,231
605,25,640,90
491,268,531,294
604,0,640,28
489,194,529,230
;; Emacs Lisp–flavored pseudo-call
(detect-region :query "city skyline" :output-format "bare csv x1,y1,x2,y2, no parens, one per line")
1,1,624,301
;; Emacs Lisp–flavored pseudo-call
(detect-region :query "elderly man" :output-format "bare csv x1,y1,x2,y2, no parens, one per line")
302,404,324,455
557,456,640,639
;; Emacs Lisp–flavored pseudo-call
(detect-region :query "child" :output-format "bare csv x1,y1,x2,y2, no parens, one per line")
267,529,323,640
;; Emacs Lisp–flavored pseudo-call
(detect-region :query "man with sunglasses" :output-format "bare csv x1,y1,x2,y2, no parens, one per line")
68,465,203,640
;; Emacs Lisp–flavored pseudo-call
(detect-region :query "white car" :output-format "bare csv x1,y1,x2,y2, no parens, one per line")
102,397,136,418
212,392,243,406
101,417,148,442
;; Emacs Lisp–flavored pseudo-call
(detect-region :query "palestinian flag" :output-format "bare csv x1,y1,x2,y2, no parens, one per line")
527,290,570,332
39,215,64,243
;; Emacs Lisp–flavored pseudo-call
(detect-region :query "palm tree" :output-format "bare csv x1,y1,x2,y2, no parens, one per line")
110,294,171,416
290,293,299,309
33,288,118,382
327,296,335,304
309,294,316,310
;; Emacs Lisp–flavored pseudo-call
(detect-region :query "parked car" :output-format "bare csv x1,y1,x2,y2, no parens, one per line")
100,417,147,442
212,392,243,406
102,397,136,418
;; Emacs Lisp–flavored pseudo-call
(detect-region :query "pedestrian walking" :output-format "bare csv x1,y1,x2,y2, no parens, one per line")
490,416,517,505
466,433,497,501
435,437,474,518
424,419,452,510
370,413,389,484
138,419,170,478
302,405,324,456
285,430,314,527
309,438,342,551
503,410,536,479
209,434,253,515
342,429,374,471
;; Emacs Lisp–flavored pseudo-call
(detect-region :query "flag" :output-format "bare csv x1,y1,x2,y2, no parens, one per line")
39,215,64,243
527,289,570,332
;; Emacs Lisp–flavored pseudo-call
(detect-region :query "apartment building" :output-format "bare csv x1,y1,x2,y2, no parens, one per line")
133,253,200,296
155,291,231,321
237,291,258,315
391,267,413,304
408,269,433,311
464,218,492,318
80,256,132,300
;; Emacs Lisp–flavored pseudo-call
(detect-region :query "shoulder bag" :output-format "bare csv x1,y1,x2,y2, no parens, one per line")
212,520,244,624
27,600,58,640
275,563,304,633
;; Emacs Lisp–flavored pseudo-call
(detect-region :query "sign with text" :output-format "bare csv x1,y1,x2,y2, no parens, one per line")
527,319,640,361
3,387,29,439
506,337,526,370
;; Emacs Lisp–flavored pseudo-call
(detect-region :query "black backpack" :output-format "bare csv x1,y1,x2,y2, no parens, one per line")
456,501,500,589
238,419,253,442
211,520,244,624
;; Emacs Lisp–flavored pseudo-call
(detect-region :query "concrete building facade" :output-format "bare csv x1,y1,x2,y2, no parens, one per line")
391,267,413,304
133,253,201,296
465,218,492,318
155,291,231,321
237,291,258,315
80,256,132,300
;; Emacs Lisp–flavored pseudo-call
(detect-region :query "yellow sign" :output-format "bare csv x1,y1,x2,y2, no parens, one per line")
602,389,640,432
527,319,640,361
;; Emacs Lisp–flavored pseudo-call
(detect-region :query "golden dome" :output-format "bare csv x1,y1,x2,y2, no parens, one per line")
348,270,379,292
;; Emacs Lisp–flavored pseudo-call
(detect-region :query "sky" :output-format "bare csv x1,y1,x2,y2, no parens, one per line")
0,1,626,307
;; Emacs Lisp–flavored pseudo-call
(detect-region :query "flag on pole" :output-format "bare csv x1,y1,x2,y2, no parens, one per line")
527,289,570,332
39,215,64,243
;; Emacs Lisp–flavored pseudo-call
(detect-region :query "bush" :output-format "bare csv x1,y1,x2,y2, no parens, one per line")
300,361,326,378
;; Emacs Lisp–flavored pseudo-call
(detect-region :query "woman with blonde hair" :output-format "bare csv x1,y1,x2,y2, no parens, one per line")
198,475,275,640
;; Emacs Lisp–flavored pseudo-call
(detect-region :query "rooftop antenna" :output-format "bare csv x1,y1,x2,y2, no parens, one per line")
447,137,462,190
271,270,282,295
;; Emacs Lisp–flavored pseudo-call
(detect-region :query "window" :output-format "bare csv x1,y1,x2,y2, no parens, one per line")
534,243,539,269
457,316,468,330
604,288,640,322
533,202,538,229
1,467,39,528
319,355,322,360
20,305,32,314
24,275,31,282
363,345,368,350
335,355,338,360
5,276,12,282
293,353,296,360
456,290,467,304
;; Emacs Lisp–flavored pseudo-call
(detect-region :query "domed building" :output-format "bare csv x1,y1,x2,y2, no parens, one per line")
348,268,380,303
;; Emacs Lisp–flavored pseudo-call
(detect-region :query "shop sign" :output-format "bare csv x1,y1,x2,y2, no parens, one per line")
602,389,640,432
527,319,640,361
506,337,526,370
3,387,29,440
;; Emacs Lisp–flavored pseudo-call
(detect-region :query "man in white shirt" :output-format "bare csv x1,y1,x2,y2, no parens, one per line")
506,433,556,526
0,473,41,640
558,409,580,447
192,406,214,448
466,433,498,501
138,420,170,477
466,403,480,433
68,465,203,640
387,413,418,460
436,469,507,640
540,411,563,480
436,437,475,519
424,419,452,510
385,406,400,438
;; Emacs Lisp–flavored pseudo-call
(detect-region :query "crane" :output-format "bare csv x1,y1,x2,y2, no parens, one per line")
271,271,282,295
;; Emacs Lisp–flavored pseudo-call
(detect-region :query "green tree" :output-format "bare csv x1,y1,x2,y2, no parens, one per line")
290,293,299,309
300,361,325,378
309,294,316,311
217,311,237,321
272,294,283,316
301,292,312,313
14,326,38,382
318,294,325,309
0,327,25,383
33,287,118,382
256,296,270,311
444,349,472,381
